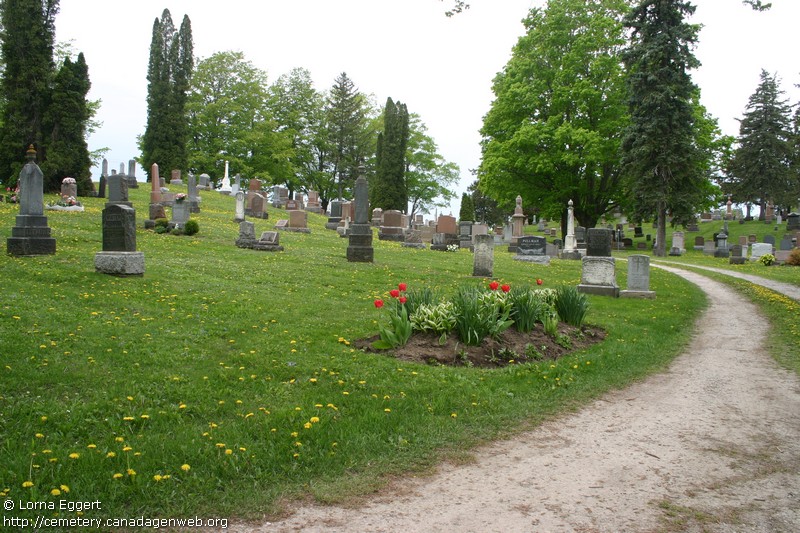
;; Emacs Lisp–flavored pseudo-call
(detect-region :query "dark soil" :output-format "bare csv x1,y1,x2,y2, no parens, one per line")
355,324,607,368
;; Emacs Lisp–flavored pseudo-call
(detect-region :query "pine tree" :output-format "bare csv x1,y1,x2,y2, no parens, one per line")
371,97,409,211
141,9,192,178
728,70,793,217
43,53,92,194
459,192,474,222
621,0,706,256
326,72,372,199
0,0,59,186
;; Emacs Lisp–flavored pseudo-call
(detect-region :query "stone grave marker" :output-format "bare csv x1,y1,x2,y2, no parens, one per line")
285,209,311,233
6,146,56,256
126,159,138,189
578,256,619,297
779,237,793,251
514,235,550,265
750,242,772,261
95,203,144,276
379,210,406,241
170,199,190,229
620,255,655,299
693,236,705,251
326,200,342,230
586,228,612,257
472,234,494,277
703,241,716,255
249,193,268,220
669,231,684,256
402,229,426,249
170,169,183,186
187,173,200,213
729,244,747,265
764,234,776,247
347,174,374,262
198,173,211,190
234,191,245,222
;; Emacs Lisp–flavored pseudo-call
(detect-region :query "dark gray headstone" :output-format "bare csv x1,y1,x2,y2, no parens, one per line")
7,149,56,256
786,213,800,231
102,204,136,252
106,174,131,206
780,238,793,251
586,228,613,257
347,175,373,262
517,235,546,255
764,234,775,246
575,226,587,244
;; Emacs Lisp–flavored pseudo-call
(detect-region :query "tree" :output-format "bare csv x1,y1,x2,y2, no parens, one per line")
186,51,292,183
726,70,793,218
479,0,630,236
141,9,193,178
468,180,505,227
325,72,375,200
372,97,409,211
42,53,92,194
267,68,332,204
405,114,459,220
621,0,708,256
459,192,474,222
0,0,59,187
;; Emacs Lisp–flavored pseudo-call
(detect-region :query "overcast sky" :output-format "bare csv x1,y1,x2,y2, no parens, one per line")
55,0,800,214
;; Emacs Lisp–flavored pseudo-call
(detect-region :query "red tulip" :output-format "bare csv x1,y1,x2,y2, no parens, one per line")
399,296,407,304
489,281,499,291
390,289,400,298
501,284,510,293
374,299,384,308
398,283,407,292
536,278,543,285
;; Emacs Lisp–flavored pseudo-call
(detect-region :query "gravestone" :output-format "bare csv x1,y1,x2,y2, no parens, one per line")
187,173,200,213
729,244,747,265
234,191,246,222
326,200,343,230
693,236,705,251
703,241,716,255
246,179,265,215
472,234,494,277
738,235,748,246
198,173,211,190
284,209,310,233
149,163,162,204
95,203,144,276
235,220,257,248
636,242,648,250
170,200,190,230
231,174,242,196
379,210,406,241
586,228,612,257
285,196,299,211
634,226,643,238
60,177,77,199
575,226,587,250
779,237,793,251
750,242,772,262
786,213,800,231
748,234,757,243
170,169,183,186
669,231,684,256
402,229,426,249
236,221,284,251
347,174,374,262
436,214,457,235
459,220,473,250
578,256,619,297
514,235,550,265
509,195,526,252
6,146,56,255
249,193,268,219
620,255,655,299
562,199,580,260
218,161,232,194
305,190,322,214
764,234,776,247
107,172,132,207
127,160,138,189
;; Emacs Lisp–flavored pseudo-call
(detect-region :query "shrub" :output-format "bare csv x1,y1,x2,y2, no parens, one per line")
554,286,589,327
184,219,199,236
410,302,456,335
759,253,775,266
786,248,800,266
153,218,169,234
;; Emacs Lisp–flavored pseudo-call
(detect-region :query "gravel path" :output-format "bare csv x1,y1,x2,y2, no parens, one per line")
233,266,800,533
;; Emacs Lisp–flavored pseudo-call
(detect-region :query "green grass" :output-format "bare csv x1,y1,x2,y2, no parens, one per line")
0,185,755,525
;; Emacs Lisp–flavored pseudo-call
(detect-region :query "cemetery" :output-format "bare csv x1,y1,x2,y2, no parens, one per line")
2,178,799,526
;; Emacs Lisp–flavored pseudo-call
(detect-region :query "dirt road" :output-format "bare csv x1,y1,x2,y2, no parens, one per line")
233,266,800,533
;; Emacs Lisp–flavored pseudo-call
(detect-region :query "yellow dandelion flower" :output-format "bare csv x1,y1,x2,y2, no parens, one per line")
48,458,57,463
50,488,61,496
215,443,225,448
126,396,133,401
112,473,123,480
303,422,312,429
122,446,132,452
123,416,134,421
68,453,79,459
451,413,458,418
126,469,136,477
22,481,34,488
140,414,150,420
106,452,116,458
42,449,52,454
40,416,47,422
59,485,69,493
294,442,302,447
309,378,317,383
310,417,320,423
239,447,246,452
35,433,44,439
290,431,298,438
179,404,186,409
384,408,391,413
153,475,163,482
225,449,233,455
115,437,124,442
181,464,191,472
87,444,97,449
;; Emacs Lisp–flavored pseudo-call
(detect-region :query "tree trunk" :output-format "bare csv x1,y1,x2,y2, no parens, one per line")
654,203,667,257
758,200,765,221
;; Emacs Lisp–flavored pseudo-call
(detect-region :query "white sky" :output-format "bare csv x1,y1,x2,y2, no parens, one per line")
55,0,800,214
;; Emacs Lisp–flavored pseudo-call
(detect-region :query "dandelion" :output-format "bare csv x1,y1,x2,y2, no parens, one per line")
181,464,191,472
60,485,69,493
40,416,47,422
115,437,124,442
69,453,80,459
22,481,34,488
310,417,320,423
304,422,312,429
122,446,132,452
35,433,44,439
451,413,458,418
87,444,97,449
112,473,123,480
215,443,226,448
51,488,61,496
225,449,233,455
127,469,136,477
153,475,163,482
384,408,391,413
106,452,116,458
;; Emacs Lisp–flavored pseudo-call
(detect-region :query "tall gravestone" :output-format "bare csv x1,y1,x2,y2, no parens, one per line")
346,175,374,262
472,234,494,277
7,146,56,256
234,191,246,222
578,228,618,297
187,173,200,213
98,158,108,198
95,175,144,276
508,195,526,253
561,199,581,260
145,163,165,229
127,159,138,188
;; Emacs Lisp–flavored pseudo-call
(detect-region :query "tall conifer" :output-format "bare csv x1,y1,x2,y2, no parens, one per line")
372,97,409,211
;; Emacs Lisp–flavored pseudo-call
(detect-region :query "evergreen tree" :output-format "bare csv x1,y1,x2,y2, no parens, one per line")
458,192,474,222
468,180,505,227
141,9,192,178
42,53,92,194
371,97,409,211
0,0,59,186
728,70,793,218
621,0,707,256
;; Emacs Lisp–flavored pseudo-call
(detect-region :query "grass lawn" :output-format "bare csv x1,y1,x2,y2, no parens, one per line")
0,185,794,523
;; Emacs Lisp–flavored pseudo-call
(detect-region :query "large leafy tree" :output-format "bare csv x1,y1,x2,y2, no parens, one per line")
621,0,707,256
42,53,92,194
0,0,59,186
405,114,459,220
186,51,292,183
478,0,630,236
267,68,331,203
371,97,409,211
325,72,375,200
727,70,793,218
141,9,193,178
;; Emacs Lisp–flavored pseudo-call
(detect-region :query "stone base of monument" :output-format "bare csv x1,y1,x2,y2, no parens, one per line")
94,251,145,276
729,256,747,265
513,254,551,265
668,247,682,256
325,218,341,230
620,289,656,299
402,242,426,249
560,249,582,260
577,256,619,297
347,225,374,262
7,216,57,256
280,227,311,234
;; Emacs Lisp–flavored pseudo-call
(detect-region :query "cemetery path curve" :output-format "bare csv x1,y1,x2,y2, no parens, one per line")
652,260,800,301
233,267,800,533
